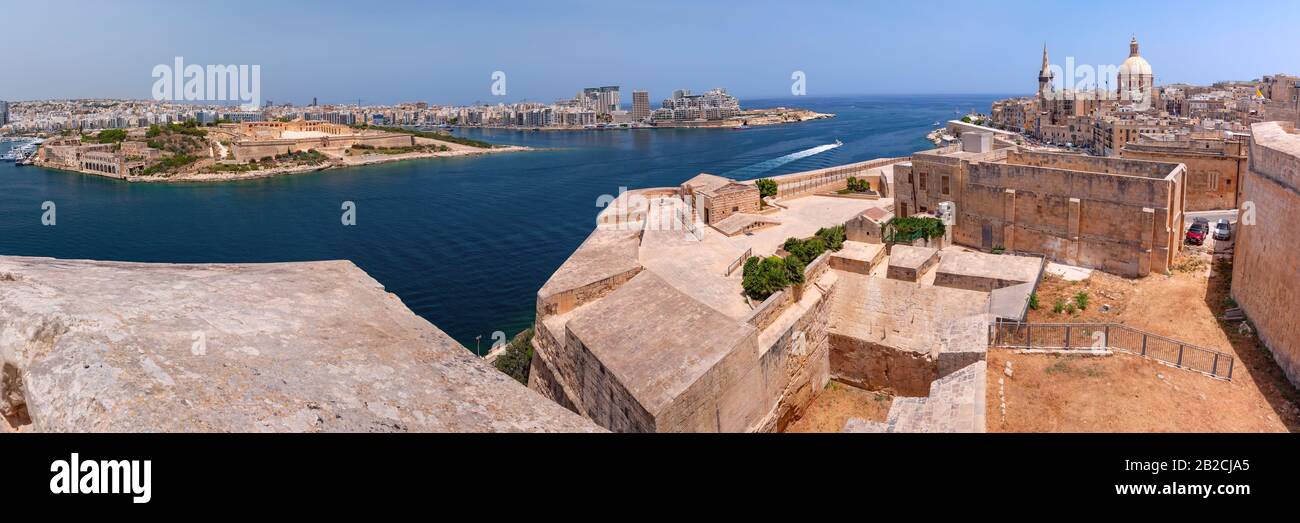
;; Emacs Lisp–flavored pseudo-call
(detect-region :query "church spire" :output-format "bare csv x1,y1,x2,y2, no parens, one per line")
1130,35,1140,57
1041,43,1051,74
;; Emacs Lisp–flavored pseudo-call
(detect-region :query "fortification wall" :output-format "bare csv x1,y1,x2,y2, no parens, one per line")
1122,141,1246,211
1232,122,1300,387
956,159,1183,276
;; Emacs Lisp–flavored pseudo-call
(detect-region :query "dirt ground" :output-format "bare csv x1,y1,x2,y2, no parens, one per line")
994,252,1300,432
785,381,893,433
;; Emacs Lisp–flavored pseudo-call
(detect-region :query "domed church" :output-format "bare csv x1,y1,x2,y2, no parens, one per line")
1117,36,1154,103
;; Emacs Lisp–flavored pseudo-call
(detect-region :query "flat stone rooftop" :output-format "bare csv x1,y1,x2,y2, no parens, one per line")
564,271,756,416
0,256,599,433
889,245,939,270
833,241,886,266
935,250,1043,286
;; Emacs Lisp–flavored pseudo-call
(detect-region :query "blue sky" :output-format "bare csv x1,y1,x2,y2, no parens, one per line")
1,0,1297,105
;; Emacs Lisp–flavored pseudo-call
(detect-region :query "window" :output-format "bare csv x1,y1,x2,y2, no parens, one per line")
732,206,739,212
941,176,950,195
919,173,928,192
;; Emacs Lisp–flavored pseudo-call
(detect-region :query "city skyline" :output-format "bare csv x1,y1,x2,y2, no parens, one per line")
3,0,1300,105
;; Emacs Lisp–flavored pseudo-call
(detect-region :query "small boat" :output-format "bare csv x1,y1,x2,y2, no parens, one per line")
833,139,843,146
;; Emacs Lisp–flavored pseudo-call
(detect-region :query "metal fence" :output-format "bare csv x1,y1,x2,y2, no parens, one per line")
725,248,752,277
989,320,1235,380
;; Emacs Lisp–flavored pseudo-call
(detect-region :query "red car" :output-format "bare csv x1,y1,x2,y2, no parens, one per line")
1185,219,1209,245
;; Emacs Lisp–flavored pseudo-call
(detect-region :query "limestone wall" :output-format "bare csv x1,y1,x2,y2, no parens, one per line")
1122,140,1246,211
828,334,936,396
746,276,836,432
232,132,415,162
956,155,1184,277
704,187,760,224
762,157,907,199
1232,122,1300,387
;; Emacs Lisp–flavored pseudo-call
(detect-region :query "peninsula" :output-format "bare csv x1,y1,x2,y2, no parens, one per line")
31,120,527,182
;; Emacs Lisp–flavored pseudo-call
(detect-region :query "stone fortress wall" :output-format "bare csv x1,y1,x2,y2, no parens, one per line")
1122,134,1247,211
1231,122,1300,387
896,137,1185,278
526,158,1034,433
226,120,417,162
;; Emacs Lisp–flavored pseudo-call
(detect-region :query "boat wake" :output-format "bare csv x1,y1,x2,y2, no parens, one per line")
725,140,843,179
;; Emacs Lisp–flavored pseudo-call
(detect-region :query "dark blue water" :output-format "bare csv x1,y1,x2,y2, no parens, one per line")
0,95,1002,349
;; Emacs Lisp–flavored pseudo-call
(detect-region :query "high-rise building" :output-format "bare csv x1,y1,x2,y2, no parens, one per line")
631,91,650,121
582,86,620,115
0,100,8,126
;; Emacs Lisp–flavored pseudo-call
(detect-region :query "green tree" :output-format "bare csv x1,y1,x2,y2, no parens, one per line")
755,178,778,198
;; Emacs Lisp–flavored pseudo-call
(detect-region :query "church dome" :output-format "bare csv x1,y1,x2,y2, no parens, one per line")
1118,37,1152,77
1120,56,1152,76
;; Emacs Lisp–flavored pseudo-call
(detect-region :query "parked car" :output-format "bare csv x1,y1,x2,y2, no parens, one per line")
1186,218,1209,245
1213,219,1232,241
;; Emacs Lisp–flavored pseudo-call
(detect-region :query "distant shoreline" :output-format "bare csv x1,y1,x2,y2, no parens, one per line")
29,143,531,183
453,108,835,132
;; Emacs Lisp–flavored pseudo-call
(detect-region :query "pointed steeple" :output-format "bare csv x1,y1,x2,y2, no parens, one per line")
1042,43,1050,72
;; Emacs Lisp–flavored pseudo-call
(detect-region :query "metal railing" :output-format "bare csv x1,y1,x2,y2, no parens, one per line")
725,248,752,277
989,320,1235,380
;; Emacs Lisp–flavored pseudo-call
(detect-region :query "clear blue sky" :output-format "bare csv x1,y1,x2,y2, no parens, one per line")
2,0,1296,105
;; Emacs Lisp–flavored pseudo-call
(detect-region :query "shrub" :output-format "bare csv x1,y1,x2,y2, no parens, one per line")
814,225,845,252
1052,299,1066,314
81,129,128,144
1073,291,1090,311
742,256,793,300
1046,360,1070,374
991,246,1005,254
884,216,945,244
782,225,845,265
492,328,535,385
1028,293,1039,310
745,226,846,301
755,178,778,198
142,154,199,176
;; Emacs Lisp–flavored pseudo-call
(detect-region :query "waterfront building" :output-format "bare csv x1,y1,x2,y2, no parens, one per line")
0,100,8,127
652,88,740,122
632,90,650,121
